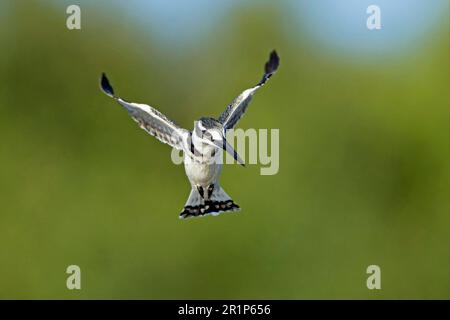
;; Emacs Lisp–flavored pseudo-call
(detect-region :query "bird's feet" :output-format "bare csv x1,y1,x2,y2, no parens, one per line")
207,184,214,199
196,184,214,200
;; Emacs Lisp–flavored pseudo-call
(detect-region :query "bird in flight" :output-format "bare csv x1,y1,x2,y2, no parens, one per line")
100,50,280,219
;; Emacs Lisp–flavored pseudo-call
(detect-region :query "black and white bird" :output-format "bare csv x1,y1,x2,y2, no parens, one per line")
100,50,280,219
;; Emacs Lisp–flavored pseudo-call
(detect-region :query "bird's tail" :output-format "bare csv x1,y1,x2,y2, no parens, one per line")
179,186,240,219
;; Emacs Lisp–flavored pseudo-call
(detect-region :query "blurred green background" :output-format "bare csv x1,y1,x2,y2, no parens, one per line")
0,0,448,299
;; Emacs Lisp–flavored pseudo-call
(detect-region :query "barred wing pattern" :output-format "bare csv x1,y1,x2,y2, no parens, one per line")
100,73,189,151
218,50,280,130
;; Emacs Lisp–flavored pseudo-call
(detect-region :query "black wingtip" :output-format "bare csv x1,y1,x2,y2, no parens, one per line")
100,72,114,97
265,50,280,74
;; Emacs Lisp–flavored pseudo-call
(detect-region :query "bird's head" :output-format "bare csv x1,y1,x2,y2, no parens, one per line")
194,117,223,147
193,117,245,166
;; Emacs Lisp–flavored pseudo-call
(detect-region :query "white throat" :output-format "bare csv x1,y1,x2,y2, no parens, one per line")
192,129,220,158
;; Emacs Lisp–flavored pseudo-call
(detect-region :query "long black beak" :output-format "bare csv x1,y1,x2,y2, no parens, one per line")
212,137,245,167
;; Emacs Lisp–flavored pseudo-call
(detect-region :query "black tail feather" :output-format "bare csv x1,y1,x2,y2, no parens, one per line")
180,200,240,219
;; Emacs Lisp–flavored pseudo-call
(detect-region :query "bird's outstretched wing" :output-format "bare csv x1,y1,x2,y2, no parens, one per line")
100,73,189,151
218,50,280,130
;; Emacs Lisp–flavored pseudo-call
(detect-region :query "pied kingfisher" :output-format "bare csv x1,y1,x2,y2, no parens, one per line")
100,50,280,219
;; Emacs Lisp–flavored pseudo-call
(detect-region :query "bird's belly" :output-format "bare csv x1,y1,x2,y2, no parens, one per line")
184,158,222,186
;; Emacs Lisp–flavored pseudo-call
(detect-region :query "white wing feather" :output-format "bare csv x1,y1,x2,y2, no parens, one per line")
101,74,189,151
218,50,280,130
